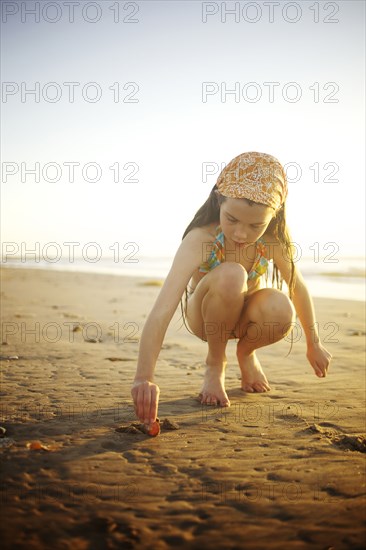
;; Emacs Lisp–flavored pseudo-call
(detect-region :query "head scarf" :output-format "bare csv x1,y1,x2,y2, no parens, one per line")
216,151,288,211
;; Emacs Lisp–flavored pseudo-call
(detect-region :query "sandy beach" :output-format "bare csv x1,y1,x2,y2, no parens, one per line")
0,266,365,550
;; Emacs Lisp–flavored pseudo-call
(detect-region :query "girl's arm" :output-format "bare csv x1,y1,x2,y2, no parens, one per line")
291,276,332,377
270,237,332,378
287,269,319,347
131,229,205,424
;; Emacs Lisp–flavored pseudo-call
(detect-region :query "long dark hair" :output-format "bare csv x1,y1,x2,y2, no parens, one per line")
178,184,296,356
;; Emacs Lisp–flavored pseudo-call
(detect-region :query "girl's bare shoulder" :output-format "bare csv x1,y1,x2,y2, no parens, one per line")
179,223,217,267
146,223,218,323
185,222,218,243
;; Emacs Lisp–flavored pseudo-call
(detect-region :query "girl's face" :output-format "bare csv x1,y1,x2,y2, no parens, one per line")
219,198,274,248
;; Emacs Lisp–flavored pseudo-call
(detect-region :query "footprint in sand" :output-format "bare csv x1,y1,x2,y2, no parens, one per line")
331,434,366,453
105,357,134,362
306,423,366,453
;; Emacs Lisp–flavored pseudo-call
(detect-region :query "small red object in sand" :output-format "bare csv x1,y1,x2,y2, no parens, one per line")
145,420,160,437
27,440,50,451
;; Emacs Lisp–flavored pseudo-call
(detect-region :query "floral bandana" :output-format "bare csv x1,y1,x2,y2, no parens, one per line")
216,151,288,211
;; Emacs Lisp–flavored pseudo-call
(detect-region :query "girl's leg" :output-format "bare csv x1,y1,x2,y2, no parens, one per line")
185,262,248,407
234,289,296,392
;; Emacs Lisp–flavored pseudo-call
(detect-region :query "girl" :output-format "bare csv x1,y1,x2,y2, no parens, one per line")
131,152,332,427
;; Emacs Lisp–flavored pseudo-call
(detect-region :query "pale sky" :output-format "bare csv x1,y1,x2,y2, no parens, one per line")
1,0,365,261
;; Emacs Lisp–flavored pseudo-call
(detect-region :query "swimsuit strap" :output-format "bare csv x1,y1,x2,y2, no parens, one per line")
198,224,225,273
247,236,269,280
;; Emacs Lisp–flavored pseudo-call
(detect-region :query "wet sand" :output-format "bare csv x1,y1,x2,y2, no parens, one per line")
1,267,365,550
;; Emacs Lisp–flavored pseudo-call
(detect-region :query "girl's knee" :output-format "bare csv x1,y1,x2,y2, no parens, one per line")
270,292,296,325
256,289,296,324
212,262,248,300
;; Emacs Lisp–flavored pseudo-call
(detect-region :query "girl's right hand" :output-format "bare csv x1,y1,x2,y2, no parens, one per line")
131,380,160,425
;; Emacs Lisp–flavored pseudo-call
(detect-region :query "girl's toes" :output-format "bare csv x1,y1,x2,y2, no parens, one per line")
200,393,217,405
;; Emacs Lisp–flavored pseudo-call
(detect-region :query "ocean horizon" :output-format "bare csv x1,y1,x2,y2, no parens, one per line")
2,255,365,303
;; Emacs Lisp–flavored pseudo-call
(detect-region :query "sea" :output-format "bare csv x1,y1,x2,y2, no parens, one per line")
2,255,365,303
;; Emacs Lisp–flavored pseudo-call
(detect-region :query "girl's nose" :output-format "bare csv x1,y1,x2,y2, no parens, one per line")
234,231,247,242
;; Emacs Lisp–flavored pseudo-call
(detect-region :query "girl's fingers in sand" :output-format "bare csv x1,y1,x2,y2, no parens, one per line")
316,356,329,376
142,386,151,424
131,380,160,423
311,362,324,377
147,384,159,424
306,343,332,378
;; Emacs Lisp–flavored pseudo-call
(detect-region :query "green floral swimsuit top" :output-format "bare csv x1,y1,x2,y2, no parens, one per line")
198,224,270,281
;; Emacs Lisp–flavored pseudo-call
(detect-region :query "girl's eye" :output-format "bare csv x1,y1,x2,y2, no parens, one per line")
226,216,264,228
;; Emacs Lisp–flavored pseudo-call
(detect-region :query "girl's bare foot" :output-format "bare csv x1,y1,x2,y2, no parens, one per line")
238,351,271,393
199,357,230,407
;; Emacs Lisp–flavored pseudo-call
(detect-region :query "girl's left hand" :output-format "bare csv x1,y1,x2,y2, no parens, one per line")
306,343,332,378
